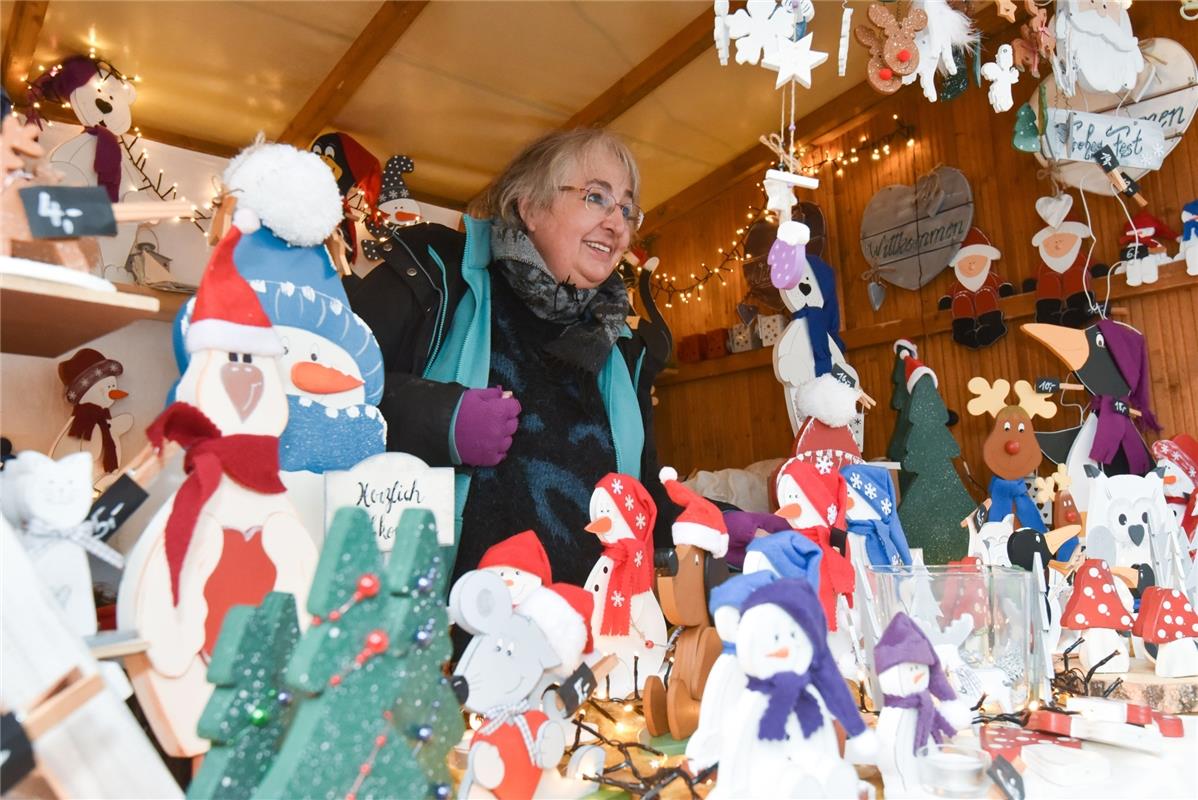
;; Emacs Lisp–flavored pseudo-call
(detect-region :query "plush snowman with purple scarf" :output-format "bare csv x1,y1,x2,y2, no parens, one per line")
711,578,875,799
874,613,971,798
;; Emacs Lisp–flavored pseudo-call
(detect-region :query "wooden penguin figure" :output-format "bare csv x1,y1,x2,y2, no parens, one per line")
581,473,668,699
643,467,728,739
116,227,318,756
711,578,874,799
873,613,970,798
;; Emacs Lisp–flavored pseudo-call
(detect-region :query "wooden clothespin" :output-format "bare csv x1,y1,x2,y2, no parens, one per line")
1091,145,1147,208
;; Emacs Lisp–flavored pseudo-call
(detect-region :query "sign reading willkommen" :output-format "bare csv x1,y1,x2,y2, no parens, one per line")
325,452,454,549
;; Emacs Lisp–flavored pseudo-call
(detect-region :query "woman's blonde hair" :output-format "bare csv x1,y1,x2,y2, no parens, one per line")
470,128,640,230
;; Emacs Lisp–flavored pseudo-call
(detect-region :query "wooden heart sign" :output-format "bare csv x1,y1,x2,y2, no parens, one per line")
1035,39,1197,195
859,166,974,291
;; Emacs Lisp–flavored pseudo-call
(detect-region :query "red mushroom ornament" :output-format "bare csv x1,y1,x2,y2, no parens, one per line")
1132,587,1198,678
1061,559,1134,673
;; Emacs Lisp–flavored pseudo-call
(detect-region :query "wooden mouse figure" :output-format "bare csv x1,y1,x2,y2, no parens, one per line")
854,3,927,94
643,467,729,740
451,570,600,800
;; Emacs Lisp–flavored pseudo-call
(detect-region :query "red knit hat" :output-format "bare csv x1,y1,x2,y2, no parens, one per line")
1153,435,1198,484
185,228,282,356
518,583,593,671
777,457,848,528
950,226,1001,265
659,466,728,558
904,356,937,394
477,530,553,586
1121,211,1179,244
594,473,656,544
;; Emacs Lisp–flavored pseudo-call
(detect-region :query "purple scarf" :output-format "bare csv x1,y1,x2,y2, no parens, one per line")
85,125,122,202
746,671,826,741
883,691,957,754
1090,320,1159,475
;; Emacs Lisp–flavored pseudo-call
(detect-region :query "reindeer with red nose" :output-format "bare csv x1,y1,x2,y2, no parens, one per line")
967,379,1080,567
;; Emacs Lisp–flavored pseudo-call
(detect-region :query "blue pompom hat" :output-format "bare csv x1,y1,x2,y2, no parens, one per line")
745,531,823,589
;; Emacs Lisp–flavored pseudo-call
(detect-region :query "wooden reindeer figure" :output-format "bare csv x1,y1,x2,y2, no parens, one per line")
116,228,318,756
643,467,728,739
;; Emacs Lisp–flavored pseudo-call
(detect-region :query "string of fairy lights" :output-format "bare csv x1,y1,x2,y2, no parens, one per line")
639,116,917,308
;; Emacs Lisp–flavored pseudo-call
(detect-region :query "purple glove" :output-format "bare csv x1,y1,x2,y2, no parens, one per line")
454,386,521,467
722,511,791,569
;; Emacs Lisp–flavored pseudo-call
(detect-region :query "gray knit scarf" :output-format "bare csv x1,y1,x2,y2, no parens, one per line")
490,224,629,375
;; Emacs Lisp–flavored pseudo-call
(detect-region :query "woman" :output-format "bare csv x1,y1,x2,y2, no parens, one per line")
348,128,671,587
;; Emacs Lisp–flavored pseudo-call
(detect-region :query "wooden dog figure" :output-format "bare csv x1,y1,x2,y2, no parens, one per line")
643,468,729,739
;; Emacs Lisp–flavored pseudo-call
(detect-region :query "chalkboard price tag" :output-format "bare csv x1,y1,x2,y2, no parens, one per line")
830,364,858,388
1035,377,1061,394
0,712,36,793
18,186,116,239
87,473,149,542
1091,145,1119,173
987,754,1025,800
1113,399,1130,417
552,663,597,717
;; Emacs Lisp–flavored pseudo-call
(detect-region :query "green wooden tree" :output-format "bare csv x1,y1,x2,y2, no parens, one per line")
1013,103,1040,153
886,349,914,476
897,373,975,564
256,507,461,800
188,592,300,800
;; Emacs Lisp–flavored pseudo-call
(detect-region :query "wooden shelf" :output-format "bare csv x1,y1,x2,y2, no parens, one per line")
0,273,161,357
113,283,192,322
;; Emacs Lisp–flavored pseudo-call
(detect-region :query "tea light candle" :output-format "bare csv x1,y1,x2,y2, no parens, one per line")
917,744,992,798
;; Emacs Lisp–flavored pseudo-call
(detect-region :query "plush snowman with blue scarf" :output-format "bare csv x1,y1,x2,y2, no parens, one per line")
841,464,911,570
174,142,386,481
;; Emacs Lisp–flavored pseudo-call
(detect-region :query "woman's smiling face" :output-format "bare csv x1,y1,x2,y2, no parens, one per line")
518,147,634,289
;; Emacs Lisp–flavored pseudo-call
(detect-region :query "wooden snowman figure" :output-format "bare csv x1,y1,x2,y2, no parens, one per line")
686,571,776,773
582,473,667,699
477,529,554,607
117,228,318,757
1152,435,1198,538
711,578,875,799
873,612,971,799
50,348,134,490
774,458,857,673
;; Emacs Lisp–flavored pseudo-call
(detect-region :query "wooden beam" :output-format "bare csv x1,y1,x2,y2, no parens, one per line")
277,0,428,147
641,13,1026,237
562,7,715,130
1,1,49,106
31,103,241,157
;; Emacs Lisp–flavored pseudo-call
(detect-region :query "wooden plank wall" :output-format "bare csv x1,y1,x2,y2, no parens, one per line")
650,0,1198,488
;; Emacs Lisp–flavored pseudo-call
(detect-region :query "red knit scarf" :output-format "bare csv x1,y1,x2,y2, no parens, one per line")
146,403,285,604
84,125,122,202
799,525,854,631
68,402,118,473
599,539,651,636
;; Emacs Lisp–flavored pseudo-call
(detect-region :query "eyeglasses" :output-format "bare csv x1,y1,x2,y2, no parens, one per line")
559,185,644,232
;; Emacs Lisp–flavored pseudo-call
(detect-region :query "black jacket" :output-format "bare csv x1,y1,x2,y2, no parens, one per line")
344,222,677,547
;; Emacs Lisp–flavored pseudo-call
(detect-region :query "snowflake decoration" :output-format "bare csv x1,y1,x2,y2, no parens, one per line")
634,550,644,567
611,592,625,608
815,452,834,475
826,503,838,524
727,0,794,66
635,513,647,530
864,483,878,500
881,497,893,516
610,478,624,495
849,473,864,490
624,495,635,511
1153,142,1166,160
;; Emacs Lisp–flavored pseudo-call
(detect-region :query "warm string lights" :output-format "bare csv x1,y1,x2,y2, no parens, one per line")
801,114,917,178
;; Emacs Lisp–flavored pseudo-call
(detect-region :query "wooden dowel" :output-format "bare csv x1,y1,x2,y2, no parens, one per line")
112,200,194,223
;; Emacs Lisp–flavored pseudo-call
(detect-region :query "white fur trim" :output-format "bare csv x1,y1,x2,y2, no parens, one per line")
643,256,660,273
777,220,810,246
186,319,283,356
796,374,860,428
1033,220,1090,248
893,339,918,357
232,207,261,234
950,244,1000,265
672,521,729,558
518,587,587,671
906,365,937,393
221,143,343,247
659,466,678,483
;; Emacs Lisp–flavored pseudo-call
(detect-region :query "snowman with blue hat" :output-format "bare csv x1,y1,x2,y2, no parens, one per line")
174,141,387,477
1182,199,1198,277
741,529,823,583
686,570,777,772
841,464,911,569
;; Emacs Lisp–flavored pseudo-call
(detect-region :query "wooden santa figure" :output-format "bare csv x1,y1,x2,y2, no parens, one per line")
50,348,133,489
1152,435,1198,540
1031,209,1098,328
116,228,318,756
1119,211,1179,287
938,227,1013,349
1181,200,1198,276
711,578,874,799
582,473,667,699
477,529,554,606
873,613,971,798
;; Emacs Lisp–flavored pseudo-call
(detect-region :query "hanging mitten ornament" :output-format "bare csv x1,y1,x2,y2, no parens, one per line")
769,219,810,290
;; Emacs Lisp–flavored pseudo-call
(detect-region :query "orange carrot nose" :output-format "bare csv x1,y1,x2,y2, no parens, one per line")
291,361,364,394
1164,475,1178,485
107,389,129,400
585,516,612,535
766,647,790,659
776,503,804,519
846,496,855,510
